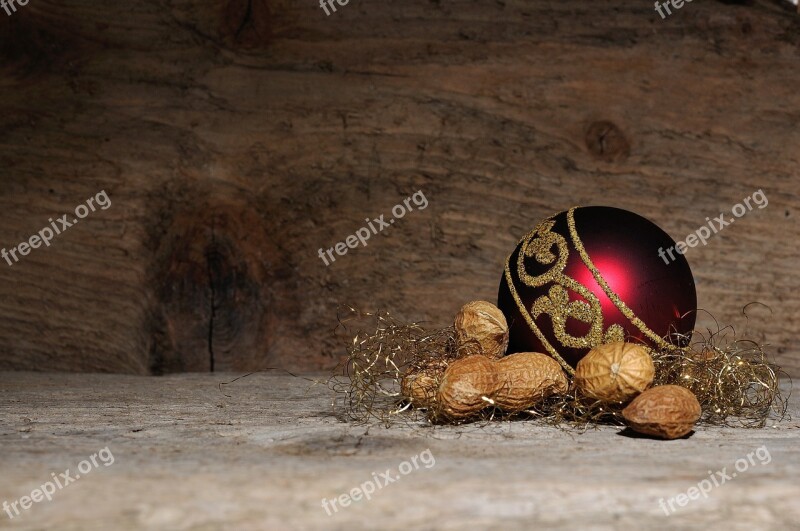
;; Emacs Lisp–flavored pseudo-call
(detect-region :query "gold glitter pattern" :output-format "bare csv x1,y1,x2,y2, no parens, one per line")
566,208,672,351
503,207,674,374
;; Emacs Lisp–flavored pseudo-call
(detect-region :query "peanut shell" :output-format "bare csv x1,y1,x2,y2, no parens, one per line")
435,355,500,420
493,352,568,412
400,359,447,409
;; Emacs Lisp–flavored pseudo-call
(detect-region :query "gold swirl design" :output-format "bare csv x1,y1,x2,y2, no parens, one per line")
566,208,671,350
503,207,672,375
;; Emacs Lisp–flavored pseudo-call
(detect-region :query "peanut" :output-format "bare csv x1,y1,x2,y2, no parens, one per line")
436,355,499,420
493,352,569,412
400,359,447,409
434,352,567,421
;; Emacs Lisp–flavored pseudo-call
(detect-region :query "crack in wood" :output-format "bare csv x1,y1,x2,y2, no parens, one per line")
206,217,217,373
235,0,254,41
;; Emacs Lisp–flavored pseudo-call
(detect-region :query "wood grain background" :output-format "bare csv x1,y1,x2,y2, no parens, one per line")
0,0,798,375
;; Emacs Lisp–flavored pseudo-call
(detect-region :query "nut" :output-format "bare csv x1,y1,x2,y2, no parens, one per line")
454,301,509,359
435,355,500,420
622,385,702,439
575,342,655,403
400,360,447,409
493,352,569,412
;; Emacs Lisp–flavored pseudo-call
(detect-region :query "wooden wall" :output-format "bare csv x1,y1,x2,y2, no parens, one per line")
0,0,798,375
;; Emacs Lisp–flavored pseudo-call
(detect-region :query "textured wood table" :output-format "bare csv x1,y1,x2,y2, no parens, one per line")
1,372,797,530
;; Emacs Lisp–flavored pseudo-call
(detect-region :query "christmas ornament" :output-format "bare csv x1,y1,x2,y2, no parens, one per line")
332,205,784,432
497,206,697,373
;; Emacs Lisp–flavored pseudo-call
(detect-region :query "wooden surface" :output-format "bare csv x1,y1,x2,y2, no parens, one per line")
0,371,797,530
0,1,798,375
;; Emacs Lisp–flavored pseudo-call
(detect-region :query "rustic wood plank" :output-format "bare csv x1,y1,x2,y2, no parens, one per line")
0,1,798,374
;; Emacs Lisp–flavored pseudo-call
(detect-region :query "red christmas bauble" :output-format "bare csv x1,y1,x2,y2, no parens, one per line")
498,206,697,371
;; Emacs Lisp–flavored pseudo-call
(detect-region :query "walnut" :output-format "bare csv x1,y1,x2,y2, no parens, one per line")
574,342,655,403
622,385,702,439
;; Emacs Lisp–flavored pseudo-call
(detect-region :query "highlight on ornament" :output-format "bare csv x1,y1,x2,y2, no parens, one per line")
331,206,789,439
